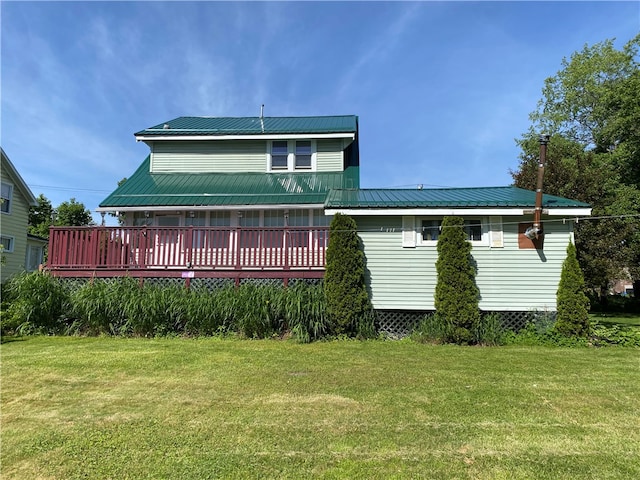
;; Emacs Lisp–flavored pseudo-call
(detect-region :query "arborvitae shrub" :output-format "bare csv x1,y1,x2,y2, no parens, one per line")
434,216,480,344
555,242,590,337
324,213,373,336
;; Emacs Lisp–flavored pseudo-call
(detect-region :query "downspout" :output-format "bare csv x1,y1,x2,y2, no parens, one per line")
524,134,550,240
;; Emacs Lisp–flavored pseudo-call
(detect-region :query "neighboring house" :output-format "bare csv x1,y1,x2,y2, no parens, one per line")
1,148,39,282
47,114,591,328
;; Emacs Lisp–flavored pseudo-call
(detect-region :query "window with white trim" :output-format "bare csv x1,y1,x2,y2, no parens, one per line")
270,141,289,170
418,218,487,245
1,182,12,214
268,140,316,171
1,235,14,253
295,141,312,169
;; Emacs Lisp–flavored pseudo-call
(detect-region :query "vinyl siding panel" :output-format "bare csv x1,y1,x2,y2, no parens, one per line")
151,141,267,173
356,215,572,312
1,173,30,282
316,139,344,172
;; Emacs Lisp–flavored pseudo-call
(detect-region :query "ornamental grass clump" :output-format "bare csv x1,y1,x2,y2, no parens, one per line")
324,213,374,337
555,242,590,338
434,216,480,344
1,271,70,334
286,281,329,343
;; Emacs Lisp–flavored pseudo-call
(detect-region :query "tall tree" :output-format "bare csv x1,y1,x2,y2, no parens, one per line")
512,34,640,299
324,213,373,337
28,194,54,238
434,216,480,344
55,198,94,227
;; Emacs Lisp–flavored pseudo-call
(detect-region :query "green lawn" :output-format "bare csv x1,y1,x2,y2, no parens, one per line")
2,337,639,479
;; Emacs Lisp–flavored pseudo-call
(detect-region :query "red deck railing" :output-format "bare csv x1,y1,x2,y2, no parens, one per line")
48,226,329,274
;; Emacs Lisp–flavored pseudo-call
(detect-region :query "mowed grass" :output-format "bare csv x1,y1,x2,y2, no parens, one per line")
2,337,639,479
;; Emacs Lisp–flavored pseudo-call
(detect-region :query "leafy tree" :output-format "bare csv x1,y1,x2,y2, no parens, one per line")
55,198,94,227
434,216,480,344
512,34,640,300
324,213,373,337
555,242,590,338
28,194,54,238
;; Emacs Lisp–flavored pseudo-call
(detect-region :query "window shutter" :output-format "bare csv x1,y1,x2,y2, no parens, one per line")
489,216,503,248
402,216,416,248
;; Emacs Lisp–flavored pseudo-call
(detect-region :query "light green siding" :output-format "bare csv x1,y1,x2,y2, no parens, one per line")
1,174,30,283
150,141,267,173
316,139,344,171
356,215,573,312
149,139,347,173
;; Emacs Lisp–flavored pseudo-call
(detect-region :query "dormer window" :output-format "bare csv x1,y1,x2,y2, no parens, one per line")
271,141,289,170
295,141,312,169
269,140,316,172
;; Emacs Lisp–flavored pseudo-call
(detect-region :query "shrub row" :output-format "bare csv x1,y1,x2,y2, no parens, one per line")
0,273,334,342
411,312,640,347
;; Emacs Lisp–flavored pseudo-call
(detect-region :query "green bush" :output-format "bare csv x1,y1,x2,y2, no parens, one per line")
324,213,373,336
1,272,70,334
434,217,480,344
555,242,590,338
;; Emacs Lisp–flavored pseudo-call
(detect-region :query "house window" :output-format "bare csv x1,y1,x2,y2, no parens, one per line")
269,140,315,171
208,211,231,248
271,141,289,170
464,219,482,242
295,141,312,169
1,235,14,253
263,210,285,248
419,218,485,244
133,212,153,226
288,209,311,247
1,182,12,214
421,220,441,241
186,212,206,248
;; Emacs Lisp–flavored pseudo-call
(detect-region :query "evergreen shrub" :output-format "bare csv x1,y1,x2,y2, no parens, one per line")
434,216,480,344
555,242,590,337
324,213,374,336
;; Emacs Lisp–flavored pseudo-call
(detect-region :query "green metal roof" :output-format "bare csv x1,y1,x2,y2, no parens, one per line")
135,115,358,137
99,156,359,209
325,187,590,209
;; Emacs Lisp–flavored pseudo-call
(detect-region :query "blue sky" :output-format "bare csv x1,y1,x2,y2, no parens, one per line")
2,1,639,225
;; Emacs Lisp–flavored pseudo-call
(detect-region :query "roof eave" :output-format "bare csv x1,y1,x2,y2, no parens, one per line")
323,207,593,216
135,132,356,142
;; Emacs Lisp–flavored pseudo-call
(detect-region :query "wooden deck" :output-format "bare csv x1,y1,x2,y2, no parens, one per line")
47,226,328,283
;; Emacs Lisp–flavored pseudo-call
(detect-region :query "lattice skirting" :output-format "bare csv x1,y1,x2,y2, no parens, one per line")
374,310,558,337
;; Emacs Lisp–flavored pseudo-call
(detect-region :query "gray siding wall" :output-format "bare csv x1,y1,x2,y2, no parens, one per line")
150,139,346,173
356,215,573,312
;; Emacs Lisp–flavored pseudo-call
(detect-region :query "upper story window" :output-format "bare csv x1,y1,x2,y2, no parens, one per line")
295,141,312,169
419,218,485,245
270,141,289,170
269,140,315,171
1,182,13,214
